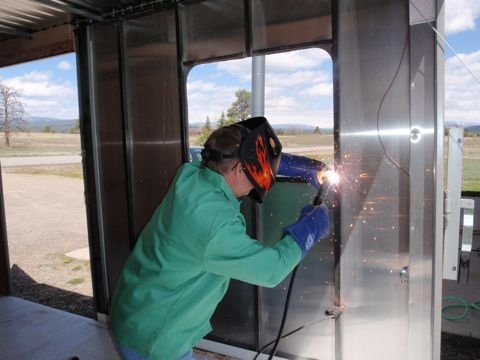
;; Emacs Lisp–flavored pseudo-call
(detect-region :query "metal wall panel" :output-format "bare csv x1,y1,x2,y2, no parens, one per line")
180,0,246,63
88,22,132,306
81,12,185,309
337,1,411,359
259,181,335,359
0,167,10,295
122,11,183,237
407,21,436,360
251,0,332,52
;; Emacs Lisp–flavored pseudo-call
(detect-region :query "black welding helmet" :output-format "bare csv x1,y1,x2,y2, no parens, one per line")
235,117,282,203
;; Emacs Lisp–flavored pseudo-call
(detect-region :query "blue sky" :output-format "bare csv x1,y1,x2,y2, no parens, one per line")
0,1,479,128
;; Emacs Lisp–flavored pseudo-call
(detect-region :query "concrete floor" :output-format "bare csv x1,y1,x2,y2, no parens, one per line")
0,296,262,360
0,296,119,360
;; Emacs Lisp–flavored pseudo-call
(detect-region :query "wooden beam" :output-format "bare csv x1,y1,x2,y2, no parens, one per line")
0,23,74,68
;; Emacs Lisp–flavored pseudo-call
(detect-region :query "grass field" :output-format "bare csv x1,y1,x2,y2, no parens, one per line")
0,132,81,156
1,131,479,192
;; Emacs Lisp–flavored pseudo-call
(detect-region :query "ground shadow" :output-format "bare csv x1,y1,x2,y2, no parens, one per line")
441,332,480,360
10,264,95,319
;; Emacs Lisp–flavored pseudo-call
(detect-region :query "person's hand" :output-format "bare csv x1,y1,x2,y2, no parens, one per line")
284,204,329,258
277,153,326,189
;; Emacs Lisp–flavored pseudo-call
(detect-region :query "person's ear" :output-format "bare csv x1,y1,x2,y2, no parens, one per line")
232,161,241,174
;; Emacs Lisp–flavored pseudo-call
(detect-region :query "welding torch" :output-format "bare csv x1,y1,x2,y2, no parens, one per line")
313,169,338,206
277,152,338,205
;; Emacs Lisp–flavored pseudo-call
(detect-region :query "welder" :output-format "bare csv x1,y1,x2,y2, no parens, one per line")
110,116,330,360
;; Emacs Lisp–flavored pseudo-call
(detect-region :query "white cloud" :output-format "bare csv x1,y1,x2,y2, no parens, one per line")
266,70,329,88
266,104,333,127
266,49,331,73
445,50,480,124
300,83,333,97
216,58,251,82
2,71,77,119
187,80,238,123
445,0,480,35
188,48,334,127
57,60,72,70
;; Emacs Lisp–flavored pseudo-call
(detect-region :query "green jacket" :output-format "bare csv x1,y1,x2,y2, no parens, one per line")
110,162,301,360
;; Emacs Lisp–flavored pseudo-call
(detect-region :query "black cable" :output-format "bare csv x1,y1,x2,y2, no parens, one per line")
375,30,410,178
252,264,298,360
267,265,298,359
253,308,334,359
255,187,327,360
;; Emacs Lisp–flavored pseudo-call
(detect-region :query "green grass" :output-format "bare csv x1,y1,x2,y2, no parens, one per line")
0,132,81,156
278,134,334,147
462,159,480,192
67,277,84,285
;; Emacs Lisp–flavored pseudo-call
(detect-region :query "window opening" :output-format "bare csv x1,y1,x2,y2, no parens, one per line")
187,48,334,168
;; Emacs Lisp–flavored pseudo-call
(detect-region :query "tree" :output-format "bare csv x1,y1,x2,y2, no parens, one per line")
217,112,227,128
70,119,81,134
314,126,322,134
226,89,251,124
196,116,214,146
0,83,27,146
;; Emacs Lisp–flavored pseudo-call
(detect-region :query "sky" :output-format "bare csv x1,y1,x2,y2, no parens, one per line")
0,1,479,128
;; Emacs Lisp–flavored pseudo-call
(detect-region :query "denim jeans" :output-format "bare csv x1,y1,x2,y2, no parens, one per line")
118,344,195,360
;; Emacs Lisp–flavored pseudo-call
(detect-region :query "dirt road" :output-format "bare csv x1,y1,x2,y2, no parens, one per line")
2,171,92,299
0,155,81,167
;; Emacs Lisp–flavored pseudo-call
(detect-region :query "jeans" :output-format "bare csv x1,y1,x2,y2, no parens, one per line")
118,344,195,360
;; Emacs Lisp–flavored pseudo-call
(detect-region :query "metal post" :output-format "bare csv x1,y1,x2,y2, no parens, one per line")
252,55,265,117
443,126,464,280
0,163,11,295
251,54,265,352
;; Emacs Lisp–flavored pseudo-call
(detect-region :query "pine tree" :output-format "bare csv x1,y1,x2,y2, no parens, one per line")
226,89,251,124
196,116,214,146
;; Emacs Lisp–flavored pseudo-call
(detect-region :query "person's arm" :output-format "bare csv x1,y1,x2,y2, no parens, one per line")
203,204,329,287
203,217,302,287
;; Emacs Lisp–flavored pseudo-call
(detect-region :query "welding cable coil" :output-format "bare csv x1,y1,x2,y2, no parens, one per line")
442,296,480,321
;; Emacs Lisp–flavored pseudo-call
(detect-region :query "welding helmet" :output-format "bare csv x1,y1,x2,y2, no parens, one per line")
234,117,282,203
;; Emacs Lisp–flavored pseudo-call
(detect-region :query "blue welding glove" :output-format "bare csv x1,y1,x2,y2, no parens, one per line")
277,153,326,189
284,204,330,258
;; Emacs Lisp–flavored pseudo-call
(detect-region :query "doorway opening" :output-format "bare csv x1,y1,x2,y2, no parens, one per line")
0,53,94,318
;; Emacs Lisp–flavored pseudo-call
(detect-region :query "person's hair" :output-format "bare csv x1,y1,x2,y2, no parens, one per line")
202,125,243,174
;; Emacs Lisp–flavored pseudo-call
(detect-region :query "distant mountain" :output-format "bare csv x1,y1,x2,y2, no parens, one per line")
26,116,77,133
445,121,480,133
273,123,334,134
466,125,480,133
189,121,333,134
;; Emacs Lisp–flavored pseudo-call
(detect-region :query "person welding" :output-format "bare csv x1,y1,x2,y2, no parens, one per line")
110,117,330,360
